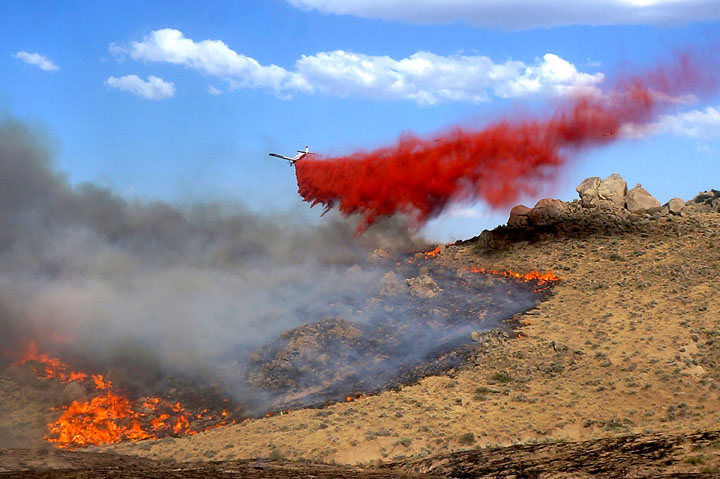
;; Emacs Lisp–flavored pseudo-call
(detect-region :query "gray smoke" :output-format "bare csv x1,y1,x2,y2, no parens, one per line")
0,117,425,395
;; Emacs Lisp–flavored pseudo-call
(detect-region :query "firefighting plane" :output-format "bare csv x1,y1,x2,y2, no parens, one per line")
268,146,313,166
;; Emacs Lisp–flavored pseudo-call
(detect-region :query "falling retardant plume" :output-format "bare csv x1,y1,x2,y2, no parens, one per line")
295,50,719,233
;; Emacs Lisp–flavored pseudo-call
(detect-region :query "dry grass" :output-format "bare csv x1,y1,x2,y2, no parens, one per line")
99,211,720,471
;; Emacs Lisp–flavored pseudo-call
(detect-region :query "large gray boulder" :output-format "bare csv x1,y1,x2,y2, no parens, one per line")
576,177,601,207
626,184,660,213
597,173,628,208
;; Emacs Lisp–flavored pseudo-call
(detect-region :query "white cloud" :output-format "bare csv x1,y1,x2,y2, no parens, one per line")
656,106,720,138
105,74,175,100
13,51,59,71
110,29,309,93
494,54,603,99
207,86,222,95
286,0,720,29
621,105,720,139
296,50,602,104
111,29,603,105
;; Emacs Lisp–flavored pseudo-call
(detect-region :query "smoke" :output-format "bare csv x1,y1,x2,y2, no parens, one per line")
296,50,718,233
0,117,425,393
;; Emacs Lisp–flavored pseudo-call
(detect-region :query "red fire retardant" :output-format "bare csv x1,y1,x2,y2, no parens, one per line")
295,51,717,234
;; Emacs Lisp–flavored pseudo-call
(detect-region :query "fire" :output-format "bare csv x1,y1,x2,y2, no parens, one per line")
423,246,441,258
10,343,235,449
47,392,152,447
12,342,88,383
92,374,111,390
469,266,560,286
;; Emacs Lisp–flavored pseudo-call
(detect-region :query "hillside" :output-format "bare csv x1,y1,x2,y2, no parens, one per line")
3,183,720,477
102,185,720,474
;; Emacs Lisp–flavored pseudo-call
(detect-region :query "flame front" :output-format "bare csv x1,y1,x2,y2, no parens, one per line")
47,391,152,447
12,342,88,383
11,344,234,449
469,266,560,285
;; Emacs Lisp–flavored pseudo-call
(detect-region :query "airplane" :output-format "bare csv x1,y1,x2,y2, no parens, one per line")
268,146,313,166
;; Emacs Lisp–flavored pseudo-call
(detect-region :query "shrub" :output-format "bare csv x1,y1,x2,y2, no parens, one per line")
489,372,512,384
458,432,475,445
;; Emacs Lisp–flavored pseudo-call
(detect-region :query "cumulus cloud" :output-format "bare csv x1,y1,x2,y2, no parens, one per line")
621,105,720,139
12,51,59,72
105,74,175,100
655,106,720,138
111,29,603,105
286,0,720,29
110,29,309,93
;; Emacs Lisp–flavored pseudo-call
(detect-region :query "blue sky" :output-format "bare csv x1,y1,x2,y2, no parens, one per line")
2,0,719,241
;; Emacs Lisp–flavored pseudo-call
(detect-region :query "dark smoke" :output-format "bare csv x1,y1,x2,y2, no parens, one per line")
0,117,424,392
296,50,718,233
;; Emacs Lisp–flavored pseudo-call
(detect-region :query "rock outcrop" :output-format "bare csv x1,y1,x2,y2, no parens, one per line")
507,174,664,228
597,173,628,208
484,174,714,252
526,198,566,225
576,177,601,207
626,184,661,213
689,189,720,213
507,204,531,227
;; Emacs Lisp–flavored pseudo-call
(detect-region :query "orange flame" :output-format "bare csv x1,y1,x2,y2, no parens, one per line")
12,342,88,383
9,343,237,449
469,266,560,285
47,391,152,447
423,246,441,258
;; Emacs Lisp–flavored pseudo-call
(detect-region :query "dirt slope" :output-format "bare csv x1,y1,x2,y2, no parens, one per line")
93,207,720,475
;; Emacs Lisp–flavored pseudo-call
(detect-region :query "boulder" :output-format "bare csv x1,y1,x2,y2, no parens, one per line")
626,184,660,213
476,230,493,250
666,197,685,215
507,204,531,227
597,173,627,208
407,274,440,298
576,177,601,207
527,198,566,224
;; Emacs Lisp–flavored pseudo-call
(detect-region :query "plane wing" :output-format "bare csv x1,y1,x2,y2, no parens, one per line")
269,153,295,161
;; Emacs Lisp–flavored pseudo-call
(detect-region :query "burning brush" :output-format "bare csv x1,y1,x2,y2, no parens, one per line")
10,342,237,449
5,246,560,450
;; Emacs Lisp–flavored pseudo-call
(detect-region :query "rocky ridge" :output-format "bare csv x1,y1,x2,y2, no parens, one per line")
476,173,707,251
